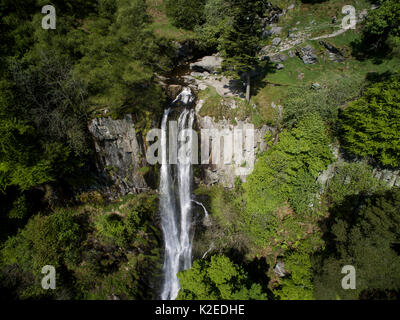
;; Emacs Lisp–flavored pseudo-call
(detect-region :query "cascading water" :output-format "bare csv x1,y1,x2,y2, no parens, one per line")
160,88,196,300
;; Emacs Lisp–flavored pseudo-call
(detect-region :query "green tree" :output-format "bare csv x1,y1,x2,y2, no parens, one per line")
177,255,267,300
165,0,205,30
274,248,314,300
339,75,400,167
362,0,400,52
0,209,83,299
194,0,230,50
219,0,269,101
314,188,400,300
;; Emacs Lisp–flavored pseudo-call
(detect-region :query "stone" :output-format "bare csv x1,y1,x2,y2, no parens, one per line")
262,26,283,38
276,63,284,70
359,9,368,19
311,83,321,90
269,53,288,63
272,37,281,46
259,45,272,59
288,50,295,58
320,41,345,62
274,261,287,277
198,83,207,91
287,4,295,10
190,55,223,73
167,84,183,99
190,71,206,78
298,45,318,64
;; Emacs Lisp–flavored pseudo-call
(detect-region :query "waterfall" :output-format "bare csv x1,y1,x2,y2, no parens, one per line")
192,200,210,225
160,88,196,300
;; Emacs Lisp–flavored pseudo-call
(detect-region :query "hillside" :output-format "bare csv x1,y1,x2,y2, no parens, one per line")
0,0,399,302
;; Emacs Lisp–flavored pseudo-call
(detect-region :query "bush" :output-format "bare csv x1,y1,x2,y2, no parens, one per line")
326,161,388,207
242,114,333,251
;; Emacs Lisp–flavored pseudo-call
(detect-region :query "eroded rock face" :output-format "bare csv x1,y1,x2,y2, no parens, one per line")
88,114,148,197
195,100,272,188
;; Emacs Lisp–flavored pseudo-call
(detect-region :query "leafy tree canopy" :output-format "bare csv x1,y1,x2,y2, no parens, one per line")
340,75,400,167
177,255,267,300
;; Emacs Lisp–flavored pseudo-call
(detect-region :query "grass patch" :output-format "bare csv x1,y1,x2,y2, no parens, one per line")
198,87,268,128
252,24,400,124
146,0,195,41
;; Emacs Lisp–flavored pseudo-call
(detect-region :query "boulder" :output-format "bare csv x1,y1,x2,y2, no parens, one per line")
274,261,287,277
167,84,183,99
272,37,282,46
319,41,345,62
190,55,223,74
269,53,288,63
276,63,284,70
311,83,321,90
298,45,318,64
262,26,283,38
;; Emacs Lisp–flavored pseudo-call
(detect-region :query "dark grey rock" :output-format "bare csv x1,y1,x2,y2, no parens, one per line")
262,26,283,38
298,45,318,64
269,53,288,63
88,115,149,197
311,83,321,90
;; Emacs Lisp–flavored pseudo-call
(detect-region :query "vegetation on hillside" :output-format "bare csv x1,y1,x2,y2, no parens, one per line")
1,0,400,301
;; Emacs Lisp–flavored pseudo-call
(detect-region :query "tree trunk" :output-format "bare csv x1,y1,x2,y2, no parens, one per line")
246,72,251,102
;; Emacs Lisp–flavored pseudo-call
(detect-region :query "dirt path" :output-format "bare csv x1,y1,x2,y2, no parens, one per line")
309,28,347,41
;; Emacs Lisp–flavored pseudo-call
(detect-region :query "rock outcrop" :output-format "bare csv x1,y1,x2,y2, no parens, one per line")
88,114,149,197
298,45,318,64
195,100,272,188
190,55,223,74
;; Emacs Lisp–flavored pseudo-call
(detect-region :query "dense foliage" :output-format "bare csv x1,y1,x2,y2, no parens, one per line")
339,75,400,167
314,188,400,300
0,193,161,299
361,0,400,53
1,0,400,301
177,255,267,300
165,0,205,30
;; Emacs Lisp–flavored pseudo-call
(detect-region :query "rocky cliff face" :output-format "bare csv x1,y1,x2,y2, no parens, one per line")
88,114,149,198
195,100,271,188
